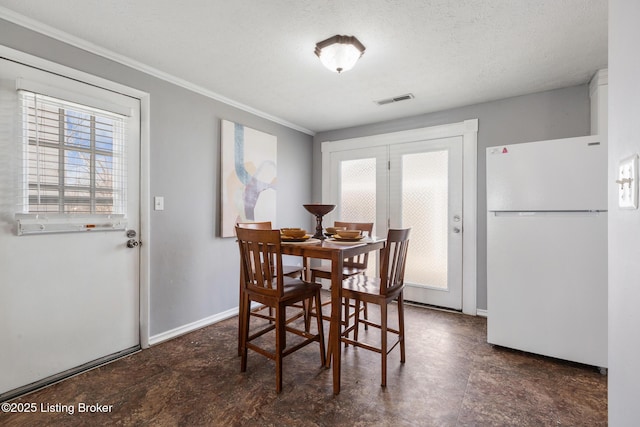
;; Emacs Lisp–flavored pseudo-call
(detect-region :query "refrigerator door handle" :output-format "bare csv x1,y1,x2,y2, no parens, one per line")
490,210,607,217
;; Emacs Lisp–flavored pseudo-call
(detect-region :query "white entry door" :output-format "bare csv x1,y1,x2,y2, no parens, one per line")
0,58,141,398
389,137,463,309
326,136,464,310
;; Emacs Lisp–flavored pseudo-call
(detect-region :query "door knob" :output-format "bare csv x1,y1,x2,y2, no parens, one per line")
452,227,461,234
126,239,140,248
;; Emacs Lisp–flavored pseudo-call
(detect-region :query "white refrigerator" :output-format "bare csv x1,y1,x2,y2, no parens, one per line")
486,135,607,369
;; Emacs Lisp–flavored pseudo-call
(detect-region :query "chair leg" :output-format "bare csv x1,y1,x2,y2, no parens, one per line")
325,328,333,369
356,272,368,330
305,272,318,332
343,297,350,347
303,299,311,333
238,287,244,356
363,301,369,330
398,293,406,364
240,294,251,373
380,301,388,387
275,304,286,393
353,299,361,343
314,292,326,367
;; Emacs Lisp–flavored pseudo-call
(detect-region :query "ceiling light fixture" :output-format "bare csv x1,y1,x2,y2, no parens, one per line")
314,35,366,74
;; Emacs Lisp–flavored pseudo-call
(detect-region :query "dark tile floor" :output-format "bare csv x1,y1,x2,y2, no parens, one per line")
1,298,607,426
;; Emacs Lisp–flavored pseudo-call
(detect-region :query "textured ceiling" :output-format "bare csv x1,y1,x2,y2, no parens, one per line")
0,0,608,134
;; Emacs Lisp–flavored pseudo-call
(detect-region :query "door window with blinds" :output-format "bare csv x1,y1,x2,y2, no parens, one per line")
11,80,134,235
20,91,126,214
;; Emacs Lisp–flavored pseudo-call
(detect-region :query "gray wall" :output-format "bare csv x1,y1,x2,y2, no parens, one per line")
0,17,596,331
609,0,640,424
314,86,591,310
0,20,314,337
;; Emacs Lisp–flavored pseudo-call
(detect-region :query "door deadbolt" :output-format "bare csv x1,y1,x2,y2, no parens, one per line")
126,229,137,238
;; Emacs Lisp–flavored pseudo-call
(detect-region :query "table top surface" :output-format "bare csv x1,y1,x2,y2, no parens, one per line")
280,236,386,259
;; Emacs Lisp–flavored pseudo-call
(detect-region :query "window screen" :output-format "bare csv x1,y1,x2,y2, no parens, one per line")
19,91,127,215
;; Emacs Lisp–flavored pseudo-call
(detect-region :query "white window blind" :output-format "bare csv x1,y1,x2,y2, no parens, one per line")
19,91,128,216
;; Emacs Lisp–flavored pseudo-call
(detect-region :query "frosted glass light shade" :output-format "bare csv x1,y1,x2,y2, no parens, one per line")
314,35,365,73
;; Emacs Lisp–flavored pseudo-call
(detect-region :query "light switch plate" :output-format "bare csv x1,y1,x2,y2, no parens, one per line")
154,196,164,211
618,155,638,209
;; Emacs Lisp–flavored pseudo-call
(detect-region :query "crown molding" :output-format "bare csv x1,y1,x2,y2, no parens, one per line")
589,68,608,97
0,7,315,136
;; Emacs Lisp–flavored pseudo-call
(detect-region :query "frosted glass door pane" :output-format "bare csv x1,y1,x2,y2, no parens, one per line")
402,150,448,289
340,158,377,276
340,158,376,226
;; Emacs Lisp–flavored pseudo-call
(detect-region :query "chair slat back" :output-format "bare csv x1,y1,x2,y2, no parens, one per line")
237,221,276,275
379,228,411,295
334,221,374,269
236,227,283,297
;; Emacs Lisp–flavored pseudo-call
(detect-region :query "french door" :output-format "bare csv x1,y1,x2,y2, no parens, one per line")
327,146,388,237
389,138,463,309
326,136,464,310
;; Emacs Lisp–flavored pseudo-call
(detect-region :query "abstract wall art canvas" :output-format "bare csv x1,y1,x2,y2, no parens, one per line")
221,120,277,237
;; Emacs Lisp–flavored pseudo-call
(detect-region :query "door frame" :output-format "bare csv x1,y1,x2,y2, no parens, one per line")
0,45,152,347
321,119,478,315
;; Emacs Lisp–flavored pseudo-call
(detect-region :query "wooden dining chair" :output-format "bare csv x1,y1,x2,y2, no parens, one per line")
309,221,374,328
236,221,304,278
236,226,325,393
236,221,306,356
340,228,411,387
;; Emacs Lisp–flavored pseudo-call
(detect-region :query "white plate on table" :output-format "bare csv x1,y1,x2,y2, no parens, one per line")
281,237,320,245
326,237,371,245
281,234,312,242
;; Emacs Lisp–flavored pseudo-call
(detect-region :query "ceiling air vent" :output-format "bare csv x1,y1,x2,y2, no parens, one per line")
375,93,415,106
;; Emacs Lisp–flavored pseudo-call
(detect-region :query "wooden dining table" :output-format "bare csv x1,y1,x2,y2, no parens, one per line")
280,236,386,394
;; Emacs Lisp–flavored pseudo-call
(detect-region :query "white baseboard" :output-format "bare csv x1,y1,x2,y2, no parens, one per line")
476,309,488,318
148,307,239,346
